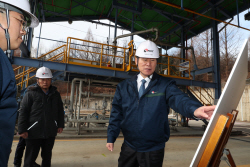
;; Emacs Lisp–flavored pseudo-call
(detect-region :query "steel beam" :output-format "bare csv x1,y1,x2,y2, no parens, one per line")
180,27,185,60
130,13,134,41
166,3,249,50
159,0,227,40
50,0,91,18
12,57,216,88
113,0,142,14
202,0,232,19
212,8,221,99
185,66,214,78
143,1,197,36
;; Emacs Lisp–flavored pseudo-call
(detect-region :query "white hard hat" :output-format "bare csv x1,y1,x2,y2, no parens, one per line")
0,0,39,27
135,40,159,58
36,67,53,79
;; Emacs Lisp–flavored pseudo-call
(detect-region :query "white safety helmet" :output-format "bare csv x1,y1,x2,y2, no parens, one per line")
135,40,159,59
0,0,39,27
36,67,53,79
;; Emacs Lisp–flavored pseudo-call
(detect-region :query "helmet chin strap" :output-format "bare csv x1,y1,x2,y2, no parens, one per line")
0,8,11,59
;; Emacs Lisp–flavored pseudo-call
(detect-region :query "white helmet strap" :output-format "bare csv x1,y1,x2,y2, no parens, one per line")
0,8,11,59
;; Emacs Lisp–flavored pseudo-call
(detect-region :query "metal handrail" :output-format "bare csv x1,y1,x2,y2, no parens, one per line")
16,47,65,89
188,86,214,105
65,37,133,71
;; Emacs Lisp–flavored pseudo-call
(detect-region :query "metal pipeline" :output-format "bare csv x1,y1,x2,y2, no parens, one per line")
112,28,159,68
69,78,87,114
113,27,159,45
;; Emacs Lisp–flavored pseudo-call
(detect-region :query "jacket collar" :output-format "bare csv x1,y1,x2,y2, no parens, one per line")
28,84,57,95
128,72,160,94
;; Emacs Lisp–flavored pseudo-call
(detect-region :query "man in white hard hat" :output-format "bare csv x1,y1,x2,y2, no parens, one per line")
106,40,216,167
18,67,65,167
0,0,38,166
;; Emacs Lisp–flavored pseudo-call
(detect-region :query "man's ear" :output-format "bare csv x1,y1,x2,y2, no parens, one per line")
135,56,138,66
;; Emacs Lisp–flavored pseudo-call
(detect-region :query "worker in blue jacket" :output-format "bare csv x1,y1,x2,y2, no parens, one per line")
106,40,216,167
0,0,38,166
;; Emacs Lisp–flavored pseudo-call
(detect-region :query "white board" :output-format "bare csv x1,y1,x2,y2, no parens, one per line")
190,39,248,167
179,61,190,71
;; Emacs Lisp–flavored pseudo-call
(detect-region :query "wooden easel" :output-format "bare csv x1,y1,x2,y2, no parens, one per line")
198,110,238,167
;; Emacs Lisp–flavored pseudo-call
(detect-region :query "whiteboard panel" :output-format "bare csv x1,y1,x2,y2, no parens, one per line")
190,39,248,167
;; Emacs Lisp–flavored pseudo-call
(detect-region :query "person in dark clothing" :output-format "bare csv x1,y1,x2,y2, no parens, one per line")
0,1,38,166
18,66,65,167
106,40,216,167
13,137,40,167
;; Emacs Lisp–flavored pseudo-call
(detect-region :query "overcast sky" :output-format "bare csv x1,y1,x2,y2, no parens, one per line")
31,9,250,56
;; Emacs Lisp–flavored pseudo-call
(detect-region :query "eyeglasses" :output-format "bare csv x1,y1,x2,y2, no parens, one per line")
11,16,28,32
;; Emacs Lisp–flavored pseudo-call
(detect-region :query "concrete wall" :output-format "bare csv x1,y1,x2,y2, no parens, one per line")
236,85,250,122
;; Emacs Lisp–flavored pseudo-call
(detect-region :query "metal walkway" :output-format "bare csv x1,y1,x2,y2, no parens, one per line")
14,38,216,91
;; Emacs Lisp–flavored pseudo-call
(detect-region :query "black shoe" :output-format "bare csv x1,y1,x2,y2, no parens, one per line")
14,165,21,167
33,162,41,167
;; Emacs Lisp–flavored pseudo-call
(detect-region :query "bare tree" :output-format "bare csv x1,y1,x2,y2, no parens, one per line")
219,22,243,81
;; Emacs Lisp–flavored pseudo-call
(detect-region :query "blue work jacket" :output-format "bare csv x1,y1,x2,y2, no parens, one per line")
107,73,202,152
0,48,17,166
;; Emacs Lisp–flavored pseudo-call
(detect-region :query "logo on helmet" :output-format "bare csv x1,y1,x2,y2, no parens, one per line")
144,48,153,52
42,73,48,75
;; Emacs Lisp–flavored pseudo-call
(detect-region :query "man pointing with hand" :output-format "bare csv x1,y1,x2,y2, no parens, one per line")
106,40,215,167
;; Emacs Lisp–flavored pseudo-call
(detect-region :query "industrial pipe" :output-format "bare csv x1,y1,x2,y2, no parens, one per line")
69,78,87,114
113,27,159,45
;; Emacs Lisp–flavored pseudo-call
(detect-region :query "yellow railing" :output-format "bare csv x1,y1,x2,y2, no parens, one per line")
15,38,194,90
158,55,191,79
126,53,191,80
15,45,66,90
188,86,214,106
64,37,134,71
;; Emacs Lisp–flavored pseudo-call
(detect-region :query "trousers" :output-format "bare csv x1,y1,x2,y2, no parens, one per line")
118,143,165,167
13,137,26,165
23,137,55,167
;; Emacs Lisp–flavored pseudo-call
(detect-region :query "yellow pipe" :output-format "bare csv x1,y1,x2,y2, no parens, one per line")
68,37,129,49
15,67,35,79
14,66,22,71
20,66,25,90
100,45,103,68
69,48,124,58
37,45,65,60
168,56,170,75
153,0,250,32
123,48,126,70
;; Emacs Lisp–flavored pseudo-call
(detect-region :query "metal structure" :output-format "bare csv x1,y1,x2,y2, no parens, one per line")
12,0,250,132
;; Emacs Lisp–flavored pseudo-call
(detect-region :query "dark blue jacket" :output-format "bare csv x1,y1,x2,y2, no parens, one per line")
107,73,201,152
0,48,17,166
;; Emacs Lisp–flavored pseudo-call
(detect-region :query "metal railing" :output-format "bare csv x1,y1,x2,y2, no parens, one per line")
15,38,194,90
126,53,191,80
64,37,134,71
188,86,214,105
14,45,66,90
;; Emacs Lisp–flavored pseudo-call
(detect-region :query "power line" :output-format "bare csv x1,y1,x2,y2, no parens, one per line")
50,22,108,39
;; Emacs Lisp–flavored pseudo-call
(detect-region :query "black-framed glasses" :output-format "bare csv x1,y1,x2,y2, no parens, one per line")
11,16,28,32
